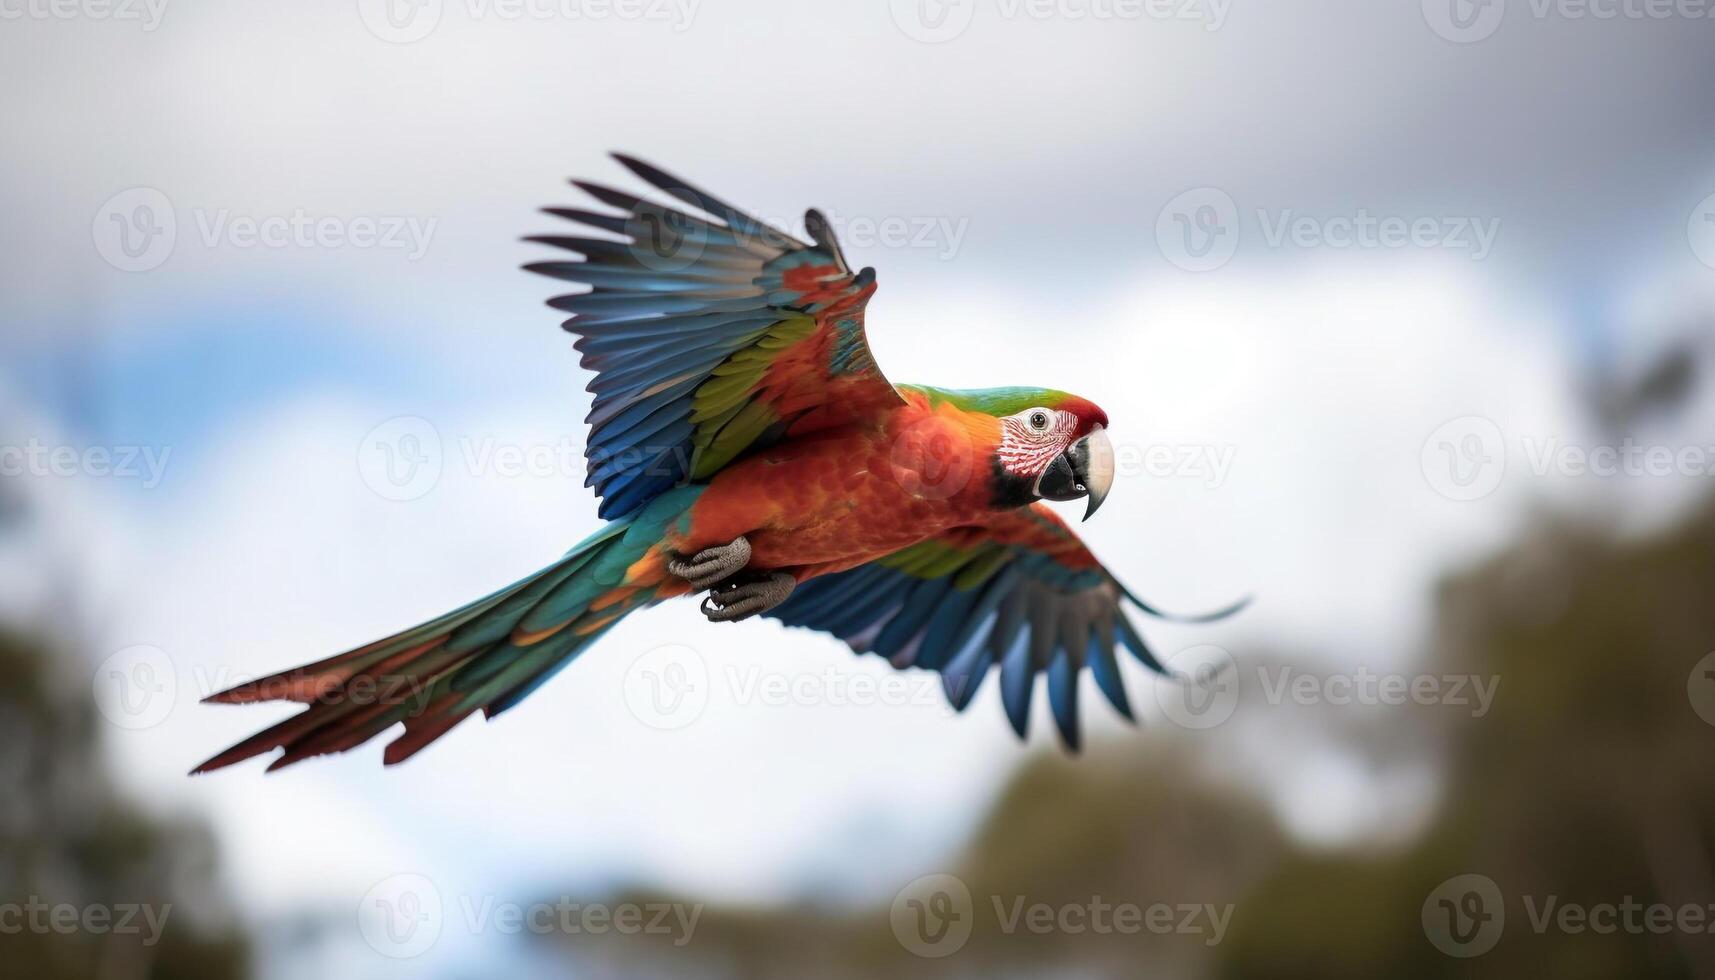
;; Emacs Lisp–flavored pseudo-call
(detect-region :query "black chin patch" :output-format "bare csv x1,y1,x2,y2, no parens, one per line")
989,457,1039,509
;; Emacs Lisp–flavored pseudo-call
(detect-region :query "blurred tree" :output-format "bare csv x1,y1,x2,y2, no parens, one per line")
0,627,250,980
549,742,1284,979
1217,504,1715,979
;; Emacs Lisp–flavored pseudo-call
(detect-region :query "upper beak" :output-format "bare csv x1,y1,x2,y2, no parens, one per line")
1032,425,1115,521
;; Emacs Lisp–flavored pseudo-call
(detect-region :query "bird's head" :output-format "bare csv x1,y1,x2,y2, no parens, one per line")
915,386,1116,520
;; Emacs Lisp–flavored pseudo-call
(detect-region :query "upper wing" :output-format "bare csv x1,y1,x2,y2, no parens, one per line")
768,503,1242,750
527,154,903,520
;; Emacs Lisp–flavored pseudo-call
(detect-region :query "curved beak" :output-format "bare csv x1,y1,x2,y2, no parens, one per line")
1032,425,1116,521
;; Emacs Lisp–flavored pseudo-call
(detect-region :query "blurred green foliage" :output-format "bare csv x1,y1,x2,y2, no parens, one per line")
0,629,249,980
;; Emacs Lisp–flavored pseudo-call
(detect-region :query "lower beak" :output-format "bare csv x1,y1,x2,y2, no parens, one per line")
1033,426,1116,521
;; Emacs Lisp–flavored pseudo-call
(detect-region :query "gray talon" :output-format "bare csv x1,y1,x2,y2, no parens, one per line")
668,536,752,590
700,572,796,623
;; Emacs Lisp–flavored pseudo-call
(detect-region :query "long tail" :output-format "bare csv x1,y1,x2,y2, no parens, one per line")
193,518,664,773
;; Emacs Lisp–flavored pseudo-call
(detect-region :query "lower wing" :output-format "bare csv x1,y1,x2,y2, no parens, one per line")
767,503,1245,750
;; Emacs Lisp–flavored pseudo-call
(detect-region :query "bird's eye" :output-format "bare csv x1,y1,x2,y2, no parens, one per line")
1027,410,1050,431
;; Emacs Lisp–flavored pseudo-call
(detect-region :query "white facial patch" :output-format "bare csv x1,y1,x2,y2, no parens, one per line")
997,408,1077,478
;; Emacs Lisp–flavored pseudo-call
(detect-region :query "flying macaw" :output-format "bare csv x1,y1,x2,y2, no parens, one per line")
194,155,1240,773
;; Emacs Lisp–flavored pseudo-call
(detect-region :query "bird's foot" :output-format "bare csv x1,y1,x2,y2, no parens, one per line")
667,536,752,591
700,571,796,623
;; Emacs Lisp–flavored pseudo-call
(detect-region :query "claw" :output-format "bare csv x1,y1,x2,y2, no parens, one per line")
700,572,796,623
668,536,752,591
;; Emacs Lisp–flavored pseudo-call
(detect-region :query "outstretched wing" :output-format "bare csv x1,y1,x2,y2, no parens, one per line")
768,504,1243,751
527,154,903,520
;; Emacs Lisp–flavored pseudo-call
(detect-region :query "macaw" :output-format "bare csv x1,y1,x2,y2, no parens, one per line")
194,155,1240,773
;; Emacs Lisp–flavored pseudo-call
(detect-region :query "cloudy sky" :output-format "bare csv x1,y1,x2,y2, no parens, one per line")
4,0,1715,975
